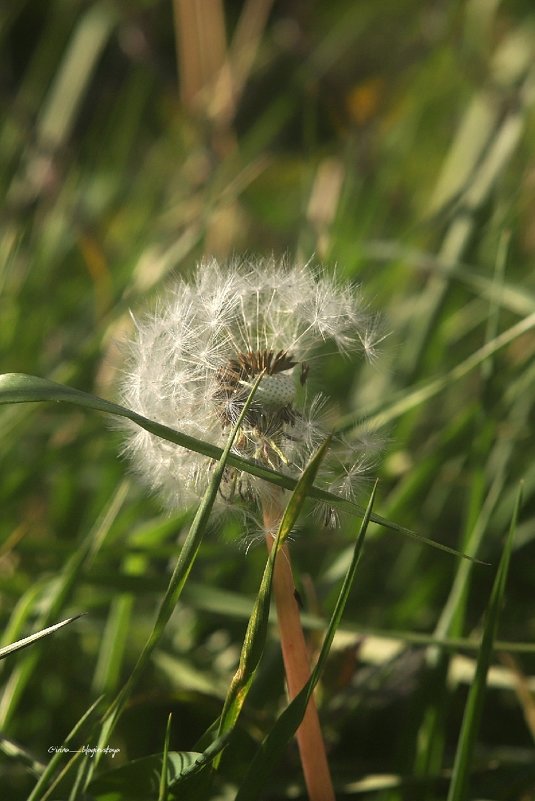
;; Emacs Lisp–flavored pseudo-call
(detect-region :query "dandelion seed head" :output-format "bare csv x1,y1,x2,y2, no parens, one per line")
119,256,381,516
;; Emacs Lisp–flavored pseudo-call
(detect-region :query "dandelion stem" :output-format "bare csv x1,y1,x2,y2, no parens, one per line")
263,496,335,801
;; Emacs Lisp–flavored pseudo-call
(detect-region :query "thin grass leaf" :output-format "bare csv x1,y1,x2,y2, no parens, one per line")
235,482,377,800
0,580,52,657
0,373,392,528
446,482,522,801
0,482,128,729
215,439,331,751
340,310,535,436
0,615,84,661
28,3,118,151
83,370,267,782
400,23,532,379
0,735,47,775
168,732,232,786
87,751,207,801
183,581,535,657
92,511,193,695
91,592,135,696
362,240,535,317
413,239,512,780
158,713,173,801
0,372,484,560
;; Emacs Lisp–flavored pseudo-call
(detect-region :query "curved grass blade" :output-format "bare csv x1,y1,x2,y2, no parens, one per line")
446,482,521,801
0,372,483,561
169,733,232,786
235,482,377,801
0,373,386,525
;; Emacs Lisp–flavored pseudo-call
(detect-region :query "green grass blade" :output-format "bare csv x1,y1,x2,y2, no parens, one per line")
167,732,233,789
446,482,522,801
361,240,535,317
0,615,84,661
398,22,531,380
235,482,377,801
87,751,210,800
413,239,512,780
0,581,53,656
341,310,535,436
91,512,191,696
85,370,266,780
215,439,331,751
158,713,173,801
0,371,482,559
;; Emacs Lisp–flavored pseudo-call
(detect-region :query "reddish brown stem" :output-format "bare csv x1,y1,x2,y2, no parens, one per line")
263,498,335,801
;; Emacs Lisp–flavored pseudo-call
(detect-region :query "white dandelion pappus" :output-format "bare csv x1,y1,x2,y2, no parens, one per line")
119,256,379,516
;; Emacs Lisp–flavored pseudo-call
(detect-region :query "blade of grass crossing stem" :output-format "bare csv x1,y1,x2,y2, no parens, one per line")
446,482,521,801
168,732,232,787
0,372,485,560
215,439,331,761
158,713,173,801
84,371,266,781
235,482,377,801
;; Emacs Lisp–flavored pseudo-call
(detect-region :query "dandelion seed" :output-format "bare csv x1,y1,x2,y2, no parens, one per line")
119,256,380,517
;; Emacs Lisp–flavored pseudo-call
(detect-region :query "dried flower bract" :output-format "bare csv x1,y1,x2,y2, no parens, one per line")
119,256,380,517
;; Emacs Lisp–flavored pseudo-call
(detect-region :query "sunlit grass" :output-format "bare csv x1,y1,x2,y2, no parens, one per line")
1,2,535,800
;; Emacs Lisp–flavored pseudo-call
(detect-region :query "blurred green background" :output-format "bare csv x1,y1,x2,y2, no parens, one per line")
1,1,535,799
